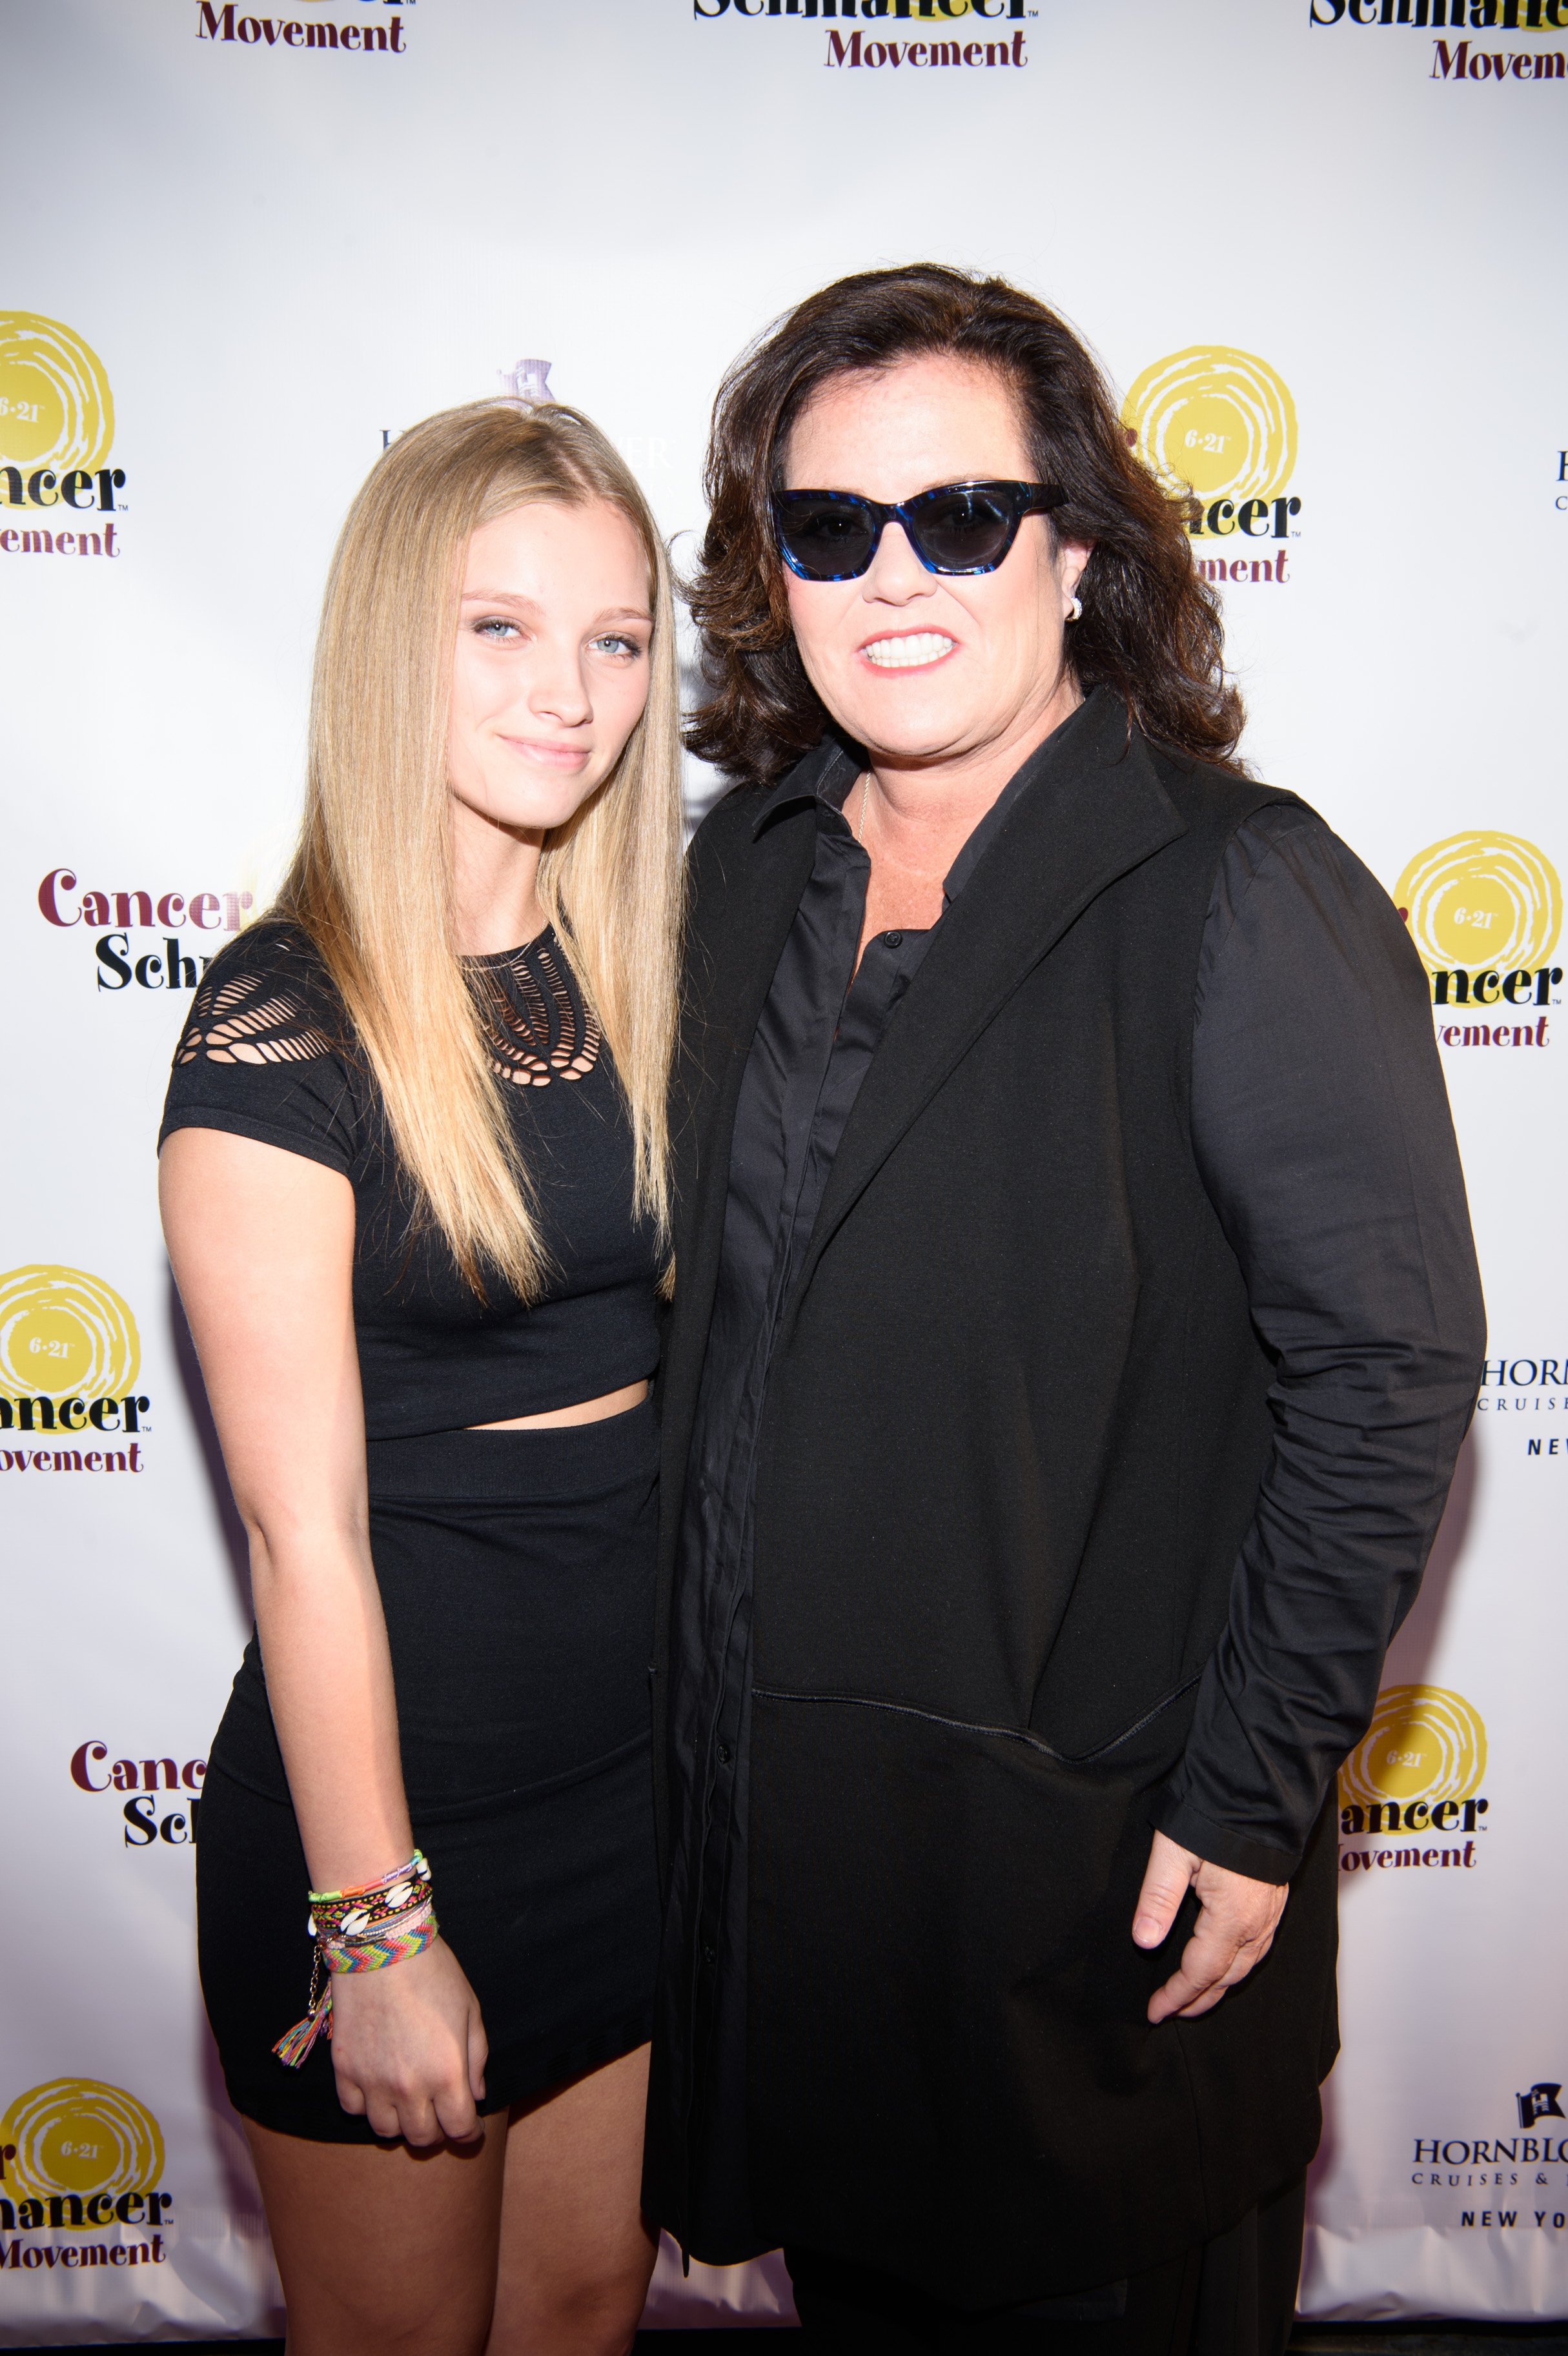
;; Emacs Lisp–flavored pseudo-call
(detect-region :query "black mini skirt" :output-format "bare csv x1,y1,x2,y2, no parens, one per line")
197,1403,661,2144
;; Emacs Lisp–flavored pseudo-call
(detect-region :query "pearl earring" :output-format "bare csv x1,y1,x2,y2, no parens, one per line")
1067,596,1083,623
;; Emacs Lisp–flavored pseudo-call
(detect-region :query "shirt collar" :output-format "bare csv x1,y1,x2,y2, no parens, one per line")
751,736,859,837
749,689,1111,903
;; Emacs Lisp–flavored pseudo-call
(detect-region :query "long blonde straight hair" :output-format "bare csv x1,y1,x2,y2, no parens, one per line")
277,399,684,1299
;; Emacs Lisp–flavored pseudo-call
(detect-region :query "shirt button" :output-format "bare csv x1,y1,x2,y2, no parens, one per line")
717,1743,733,1766
702,1944,717,1965
884,930,903,948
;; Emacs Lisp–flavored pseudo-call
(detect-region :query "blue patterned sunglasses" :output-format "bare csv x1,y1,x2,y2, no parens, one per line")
774,478,1066,582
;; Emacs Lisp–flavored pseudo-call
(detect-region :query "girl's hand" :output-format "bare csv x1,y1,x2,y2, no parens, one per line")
329,1937,489,2145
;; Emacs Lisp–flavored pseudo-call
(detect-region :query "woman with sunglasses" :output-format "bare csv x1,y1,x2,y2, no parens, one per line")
644,267,1484,2353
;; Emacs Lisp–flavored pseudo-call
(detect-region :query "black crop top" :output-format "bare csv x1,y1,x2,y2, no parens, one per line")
158,920,661,1439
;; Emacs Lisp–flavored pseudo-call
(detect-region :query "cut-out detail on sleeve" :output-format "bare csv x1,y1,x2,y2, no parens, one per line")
174,964,338,1068
473,936,602,1088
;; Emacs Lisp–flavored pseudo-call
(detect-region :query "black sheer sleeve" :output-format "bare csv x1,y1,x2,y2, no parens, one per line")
158,921,364,1177
1150,806,1486,1882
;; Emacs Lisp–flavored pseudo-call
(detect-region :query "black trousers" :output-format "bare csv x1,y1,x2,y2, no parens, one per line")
786,2175,1307,2356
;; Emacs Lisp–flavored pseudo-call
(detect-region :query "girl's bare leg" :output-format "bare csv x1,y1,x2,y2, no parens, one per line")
487,2043,658,2356
246,2113,507,2356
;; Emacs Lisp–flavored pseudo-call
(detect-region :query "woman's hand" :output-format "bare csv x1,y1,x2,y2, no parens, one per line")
1132,1830,1288,2024
329,1936,489,2146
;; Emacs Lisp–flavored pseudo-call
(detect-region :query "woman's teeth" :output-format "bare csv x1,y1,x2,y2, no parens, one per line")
862,633,956,669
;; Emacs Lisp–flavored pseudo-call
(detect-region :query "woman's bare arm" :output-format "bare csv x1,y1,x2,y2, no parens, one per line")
160,1127,484,2142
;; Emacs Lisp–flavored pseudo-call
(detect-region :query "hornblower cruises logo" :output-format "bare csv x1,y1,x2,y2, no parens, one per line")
1393,832,1563,1050
1121,347,1300,587
0,314,126,564
1472,1352,1568,1459
694,0,1032,70
0,1266,150,1476
1407,2077,1568,2226
1338,1685,1491,1875
0,2081,172,2273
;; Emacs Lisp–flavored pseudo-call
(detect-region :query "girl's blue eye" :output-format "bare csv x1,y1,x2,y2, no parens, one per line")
476,617,520,640
594,633,644,658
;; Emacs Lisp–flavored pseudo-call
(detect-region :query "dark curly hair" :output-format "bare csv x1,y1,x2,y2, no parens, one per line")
684,264,1247,786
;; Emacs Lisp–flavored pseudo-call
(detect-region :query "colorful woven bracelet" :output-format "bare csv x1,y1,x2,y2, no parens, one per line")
307,1849,433,1942
273,1851,440,2069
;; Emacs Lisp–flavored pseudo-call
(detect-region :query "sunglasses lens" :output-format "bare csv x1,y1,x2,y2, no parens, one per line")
778,499,877,581
910,486,1017,572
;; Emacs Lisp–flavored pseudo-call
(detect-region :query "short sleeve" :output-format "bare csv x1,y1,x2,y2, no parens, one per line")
158,922,364,1177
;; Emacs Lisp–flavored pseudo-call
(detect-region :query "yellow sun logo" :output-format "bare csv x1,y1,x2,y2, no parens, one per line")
1394,831,1562,976
0,312,115,478
0,1265,140,1402
1339,1685,1487,1813
0,2080,164,2202
1122,345,1297,506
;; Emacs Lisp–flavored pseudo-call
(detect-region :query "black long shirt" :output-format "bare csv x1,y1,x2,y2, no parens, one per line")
659,698,1482,2260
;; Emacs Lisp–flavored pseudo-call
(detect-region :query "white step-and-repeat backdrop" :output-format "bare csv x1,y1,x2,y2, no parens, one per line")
3,0,1564,2337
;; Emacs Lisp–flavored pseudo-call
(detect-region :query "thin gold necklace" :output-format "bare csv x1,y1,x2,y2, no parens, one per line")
852,773,872,845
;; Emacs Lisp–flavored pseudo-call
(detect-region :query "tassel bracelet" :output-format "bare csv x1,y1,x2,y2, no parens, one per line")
273,1849,439,2069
